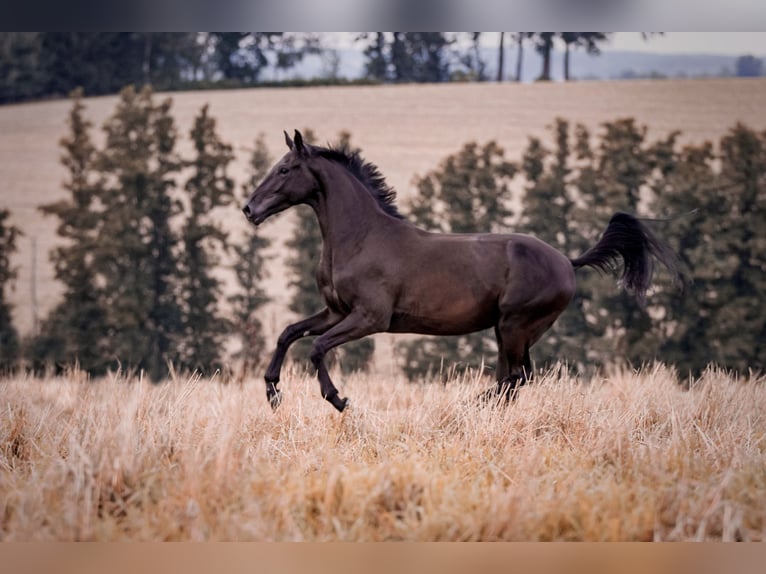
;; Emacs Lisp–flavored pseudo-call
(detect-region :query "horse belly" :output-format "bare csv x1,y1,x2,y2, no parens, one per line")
388,274,500,336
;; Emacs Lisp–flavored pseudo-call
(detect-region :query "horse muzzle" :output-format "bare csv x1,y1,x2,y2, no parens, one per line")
242,203,267,226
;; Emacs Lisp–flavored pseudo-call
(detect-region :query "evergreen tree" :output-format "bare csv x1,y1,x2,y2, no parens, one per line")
518,119,589,368
229,134,272,372
560,33,610,81
40,33,145,98
0,33,45,103
0,209,20,373
711,124,766,371
177,104,235,374
34,90,109,373
360,33,388,81
517,118,683,371
534,33,556,81
649,141,719,374
96,86,184,380
455,32,487,81
588,119,682,363
392,33,453,83
400,141,517,380
358,33,454,83
285,129,375,373
210,33,321,83
652,125,766,374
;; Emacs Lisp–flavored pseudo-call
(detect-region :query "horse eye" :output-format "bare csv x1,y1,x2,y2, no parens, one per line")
279,167,289,175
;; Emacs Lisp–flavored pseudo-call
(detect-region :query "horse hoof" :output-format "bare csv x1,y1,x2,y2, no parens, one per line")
477,389,491,404
267,388,283,411
477,386,515,407
334,396,349,413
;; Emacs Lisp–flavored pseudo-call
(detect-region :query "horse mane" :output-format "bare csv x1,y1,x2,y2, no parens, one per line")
314,144,404,219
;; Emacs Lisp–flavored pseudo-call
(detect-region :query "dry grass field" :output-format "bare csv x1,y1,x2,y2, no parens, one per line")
1,364,765,541
2,78,766,371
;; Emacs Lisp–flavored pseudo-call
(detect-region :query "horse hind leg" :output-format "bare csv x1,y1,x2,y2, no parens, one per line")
479,325,513,404
497,335,531,403
482,309,560,405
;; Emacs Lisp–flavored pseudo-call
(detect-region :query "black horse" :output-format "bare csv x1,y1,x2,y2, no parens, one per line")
243,130,681,412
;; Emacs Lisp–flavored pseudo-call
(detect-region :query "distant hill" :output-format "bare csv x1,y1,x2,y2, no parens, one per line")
263,47,764,83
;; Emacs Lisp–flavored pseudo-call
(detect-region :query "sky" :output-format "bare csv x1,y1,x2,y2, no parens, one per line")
604,32,766,55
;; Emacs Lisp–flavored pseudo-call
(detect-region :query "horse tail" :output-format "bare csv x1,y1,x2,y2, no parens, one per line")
569,212,684,305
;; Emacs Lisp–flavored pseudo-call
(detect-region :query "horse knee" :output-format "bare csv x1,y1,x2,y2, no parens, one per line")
309,346,324,369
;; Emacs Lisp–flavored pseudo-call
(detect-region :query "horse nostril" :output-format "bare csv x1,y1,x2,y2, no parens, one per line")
242,205,251,217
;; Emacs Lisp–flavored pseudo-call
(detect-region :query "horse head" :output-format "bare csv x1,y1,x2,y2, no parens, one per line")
242,129,317,226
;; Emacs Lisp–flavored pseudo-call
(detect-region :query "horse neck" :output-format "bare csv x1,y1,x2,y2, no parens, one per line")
310,160,392,249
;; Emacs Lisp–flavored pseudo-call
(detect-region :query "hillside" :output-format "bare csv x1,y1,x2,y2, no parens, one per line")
2,78,766,371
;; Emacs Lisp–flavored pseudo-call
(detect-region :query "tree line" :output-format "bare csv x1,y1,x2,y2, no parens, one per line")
399,118,766,379
0,90,764,380
1,33,647,105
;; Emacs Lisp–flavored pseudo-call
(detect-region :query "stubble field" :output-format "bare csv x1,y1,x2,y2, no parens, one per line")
2,364,765,541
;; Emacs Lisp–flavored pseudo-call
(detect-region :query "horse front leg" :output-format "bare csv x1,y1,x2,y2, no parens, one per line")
309,310,387,412
264,308,342,409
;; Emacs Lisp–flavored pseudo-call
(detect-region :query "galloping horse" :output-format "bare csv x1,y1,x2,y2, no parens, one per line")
242,130,681,412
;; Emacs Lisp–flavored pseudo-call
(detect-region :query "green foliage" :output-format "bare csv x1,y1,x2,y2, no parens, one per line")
0,209,20,372
652,124,766,374
399,141,517,380
177,104,236,374
35,86,261,379
210,33,320,83
33,89,110,374
560,33,611,80
518,119,590,368
93,86,185,380
517,118,682,371
0,32,326,104
358,33,454,83
0,33,45,103
285,129,375,373
516,118,766,376
400,116,766,380
229,134,272,370
38,33,204,98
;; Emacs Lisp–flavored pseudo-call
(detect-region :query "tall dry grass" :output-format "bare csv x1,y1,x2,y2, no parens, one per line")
1,364,764,541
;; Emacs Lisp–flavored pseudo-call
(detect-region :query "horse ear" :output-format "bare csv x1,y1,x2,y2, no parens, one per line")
294,129,307,155
284,130,294,151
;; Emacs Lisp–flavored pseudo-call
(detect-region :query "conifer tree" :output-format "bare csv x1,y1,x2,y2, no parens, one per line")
649,141,718,374
588,119,682,364
711,124,766,371
177,104,235,374
400,141,516,380
35,90,109,373
518,118,684,371
229,133,272,371
652,125,766,374
285,129,375,373
96,85,183,380
518,119,591,369
0,209,20,373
